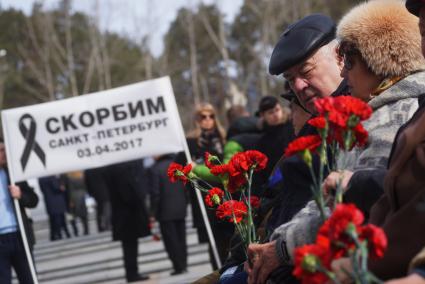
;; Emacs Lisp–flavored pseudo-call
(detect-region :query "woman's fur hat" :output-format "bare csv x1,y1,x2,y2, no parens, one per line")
337,0,425,77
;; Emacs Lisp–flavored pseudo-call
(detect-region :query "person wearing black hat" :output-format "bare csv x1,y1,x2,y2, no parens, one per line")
251,96,294,192
269,14,347,115
245,14,347,284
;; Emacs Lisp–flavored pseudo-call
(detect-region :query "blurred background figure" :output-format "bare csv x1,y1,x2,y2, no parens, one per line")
252,96,294,192
63,171,89,236
149,153,188,276
226,105,260,140
178,102,230,270
38,175,70,241
103,159,151,283
224,105,263,157
84,167,111,232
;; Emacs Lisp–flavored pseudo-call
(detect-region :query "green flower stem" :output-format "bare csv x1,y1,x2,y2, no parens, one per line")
318,127,329,222
307,165,327,222
316,265,341,284
347,227,377,284
192,176,215,191
189,179,209,193
247,168,256,244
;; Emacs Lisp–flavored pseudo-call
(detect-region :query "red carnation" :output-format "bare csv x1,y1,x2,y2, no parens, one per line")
334,96,372,121
216,200,248,223
228,152,250,176
319,204,364,240
308,117,327,129
293,242,332,284
204,152,213,168
314,97,335,115
284,135,322,158
318,204,365,257
352,123,368,147
167,162,192,184
359,224,387,260
227,173,247,193
249,195,261,209
210,164,230,176
205,187,225,207
244,150,268,171
204,152,220,169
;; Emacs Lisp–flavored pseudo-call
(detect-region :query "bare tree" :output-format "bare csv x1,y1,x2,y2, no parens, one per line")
199,0,246,107
185,3,201,105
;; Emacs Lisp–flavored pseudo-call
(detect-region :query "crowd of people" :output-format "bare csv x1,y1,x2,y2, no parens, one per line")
194,0,425,283
2,0,425,283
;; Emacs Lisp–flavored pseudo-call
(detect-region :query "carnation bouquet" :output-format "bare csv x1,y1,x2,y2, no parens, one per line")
284,96,387,283
167,150,268,251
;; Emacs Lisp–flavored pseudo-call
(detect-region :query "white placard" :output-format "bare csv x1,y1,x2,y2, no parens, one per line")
2,76,185,182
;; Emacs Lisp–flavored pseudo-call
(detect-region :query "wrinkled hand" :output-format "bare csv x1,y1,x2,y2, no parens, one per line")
386,274,425,284
9,185,22,199
322,170,354,197
245,241,280,284
331,257,353,284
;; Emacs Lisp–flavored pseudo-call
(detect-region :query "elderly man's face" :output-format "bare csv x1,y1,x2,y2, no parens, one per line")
283,44,343,113
420,7,425,57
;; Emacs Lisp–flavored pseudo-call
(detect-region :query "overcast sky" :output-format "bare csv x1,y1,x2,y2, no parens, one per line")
1,0,244,57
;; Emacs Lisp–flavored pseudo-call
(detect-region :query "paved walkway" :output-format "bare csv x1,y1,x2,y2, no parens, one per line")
25,215,213,284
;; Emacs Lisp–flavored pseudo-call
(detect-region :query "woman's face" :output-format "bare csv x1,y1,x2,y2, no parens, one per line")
340,53,381,102
198,111,216,131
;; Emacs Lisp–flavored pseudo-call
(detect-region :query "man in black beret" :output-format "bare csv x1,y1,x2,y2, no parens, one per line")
245,14,348,284
270,14,346,114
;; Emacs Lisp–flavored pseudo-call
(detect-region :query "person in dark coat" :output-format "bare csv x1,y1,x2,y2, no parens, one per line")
103,160,150,283
252,96,295,193
0,140,38,284
39,175,70,241
84,167,111,232
244,14,351,284
150,154,188,275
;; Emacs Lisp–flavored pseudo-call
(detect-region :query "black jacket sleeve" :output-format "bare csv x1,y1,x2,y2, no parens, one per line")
344,169,386,218
18,181,38,209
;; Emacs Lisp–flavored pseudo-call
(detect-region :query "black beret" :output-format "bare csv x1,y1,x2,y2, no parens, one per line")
255,96,278,116
269,14,336,75
406,0,423,16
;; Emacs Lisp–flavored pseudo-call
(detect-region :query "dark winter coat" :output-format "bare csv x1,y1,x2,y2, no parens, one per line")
149,154,187,221
84,167,110,203
252,121,295,191
39,176,67,215
369,98,425,279
103,160,150,241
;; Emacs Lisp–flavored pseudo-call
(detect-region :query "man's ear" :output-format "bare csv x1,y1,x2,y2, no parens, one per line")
335,45,344,71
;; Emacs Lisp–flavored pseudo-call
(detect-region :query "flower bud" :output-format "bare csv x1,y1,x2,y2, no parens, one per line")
302,150,312,167
212,194,221,205
301,254,319,273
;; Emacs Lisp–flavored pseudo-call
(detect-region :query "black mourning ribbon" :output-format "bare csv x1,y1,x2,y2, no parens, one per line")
19,113,46,171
